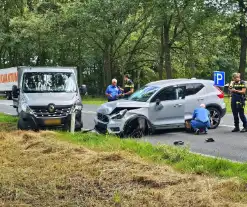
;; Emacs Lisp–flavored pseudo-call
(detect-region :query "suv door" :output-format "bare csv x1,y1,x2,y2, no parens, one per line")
149,85,186,129
184,83,205,120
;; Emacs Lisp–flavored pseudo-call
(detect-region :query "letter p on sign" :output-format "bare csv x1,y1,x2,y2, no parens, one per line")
214,71,225,87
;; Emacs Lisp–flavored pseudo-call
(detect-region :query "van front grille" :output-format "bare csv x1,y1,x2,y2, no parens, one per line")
30,105,71,118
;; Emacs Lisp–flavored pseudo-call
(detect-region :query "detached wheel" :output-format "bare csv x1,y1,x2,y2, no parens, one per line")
17,118,29,130
207,107,221,129
17,118,38,131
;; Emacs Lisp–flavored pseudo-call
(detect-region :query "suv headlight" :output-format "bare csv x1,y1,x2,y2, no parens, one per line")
111,109,127,119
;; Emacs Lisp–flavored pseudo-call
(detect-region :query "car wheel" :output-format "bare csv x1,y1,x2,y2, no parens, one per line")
207,107,221,129
123,117,146,138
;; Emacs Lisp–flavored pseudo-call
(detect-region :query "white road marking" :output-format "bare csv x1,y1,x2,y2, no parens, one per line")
192,152,241,163
0,103,11,106
220,124,234,128
82,111,96,114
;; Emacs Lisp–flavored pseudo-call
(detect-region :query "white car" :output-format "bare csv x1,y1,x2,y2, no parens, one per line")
95,79,226,137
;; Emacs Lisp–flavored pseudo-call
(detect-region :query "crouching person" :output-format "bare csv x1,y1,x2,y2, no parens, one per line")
191,104,211,135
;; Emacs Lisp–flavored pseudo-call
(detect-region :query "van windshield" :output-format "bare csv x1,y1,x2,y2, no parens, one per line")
128,85,160,102
22,72,77,93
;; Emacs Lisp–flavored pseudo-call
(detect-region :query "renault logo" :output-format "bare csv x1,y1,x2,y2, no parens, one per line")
48,104,55,113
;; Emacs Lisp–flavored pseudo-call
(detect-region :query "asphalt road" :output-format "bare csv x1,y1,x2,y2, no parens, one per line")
1,100,247,162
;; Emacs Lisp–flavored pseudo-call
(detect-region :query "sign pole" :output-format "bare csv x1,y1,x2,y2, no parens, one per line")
70,110,75,134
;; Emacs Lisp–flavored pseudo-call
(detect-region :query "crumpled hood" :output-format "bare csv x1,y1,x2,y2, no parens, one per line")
97,99,149,115
23,93,79,106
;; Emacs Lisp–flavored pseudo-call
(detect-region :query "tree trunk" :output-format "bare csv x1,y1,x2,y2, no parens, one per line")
239,0,247,80
27,0,34,11
239,29,247,80
137,69,141,89
158,26,165,80
164,25,172,79
187,34,195,78
103,45,112,88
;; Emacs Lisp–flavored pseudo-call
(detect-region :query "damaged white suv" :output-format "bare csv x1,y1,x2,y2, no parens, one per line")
94,79,226,137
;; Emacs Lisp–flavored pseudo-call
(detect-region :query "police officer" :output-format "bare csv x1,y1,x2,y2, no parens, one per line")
229,73,247,132
120,74,134,98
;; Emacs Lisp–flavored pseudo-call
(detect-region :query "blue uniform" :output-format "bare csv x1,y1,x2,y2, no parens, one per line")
105,85,121,101
191,108,211,132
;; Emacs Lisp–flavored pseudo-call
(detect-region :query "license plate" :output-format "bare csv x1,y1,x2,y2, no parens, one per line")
44,119,61,126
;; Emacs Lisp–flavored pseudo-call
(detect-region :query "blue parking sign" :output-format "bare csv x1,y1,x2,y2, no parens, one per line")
214,71,225,87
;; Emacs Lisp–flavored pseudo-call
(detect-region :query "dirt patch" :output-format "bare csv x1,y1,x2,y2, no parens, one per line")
0,123,16,131
0,131,247,206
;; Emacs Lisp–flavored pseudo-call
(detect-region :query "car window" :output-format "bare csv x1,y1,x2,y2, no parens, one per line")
185,83,204,96
128,85,160,102
152,87,177,101
176,86,185,99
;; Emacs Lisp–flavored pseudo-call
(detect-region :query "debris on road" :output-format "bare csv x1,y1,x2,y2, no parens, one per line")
174,141,184,146
205,138,215,143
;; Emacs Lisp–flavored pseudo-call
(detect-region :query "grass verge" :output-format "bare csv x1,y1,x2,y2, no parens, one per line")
82,96,106,105
224,96,247,114
0,112,18,131
1,130,247,206
59,132,247,181
0,112,247,181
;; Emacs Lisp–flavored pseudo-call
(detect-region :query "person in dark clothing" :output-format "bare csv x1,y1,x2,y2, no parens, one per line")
105,78,122,102
229,73,247,132
120,74,134,99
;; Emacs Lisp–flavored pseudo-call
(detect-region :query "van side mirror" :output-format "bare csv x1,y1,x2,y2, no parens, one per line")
156,99,160,105
79,85,87,95
12,85,19,98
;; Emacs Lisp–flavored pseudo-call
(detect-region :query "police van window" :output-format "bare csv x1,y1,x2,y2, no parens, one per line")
152,87,177,101
185,83,204,96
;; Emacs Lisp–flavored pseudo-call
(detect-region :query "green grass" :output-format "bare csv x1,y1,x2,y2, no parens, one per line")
58,132,247,182
82,96,106,105
224,96,247,113
0,113,18,123
224,96,231,113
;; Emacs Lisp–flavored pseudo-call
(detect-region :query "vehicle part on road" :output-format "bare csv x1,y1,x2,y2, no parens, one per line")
205,138,215,142
174,141,184,145
17,117,39,131
207,107,221,129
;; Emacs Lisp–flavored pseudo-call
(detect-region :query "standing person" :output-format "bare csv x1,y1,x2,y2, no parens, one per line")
105,79,121,102
120,74,134,98
229,73,247,132
190,104,211,135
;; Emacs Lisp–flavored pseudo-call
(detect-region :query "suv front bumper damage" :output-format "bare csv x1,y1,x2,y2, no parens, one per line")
94,117,125,135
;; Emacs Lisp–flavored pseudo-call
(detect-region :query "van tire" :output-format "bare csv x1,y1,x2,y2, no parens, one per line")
6,92,12,100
